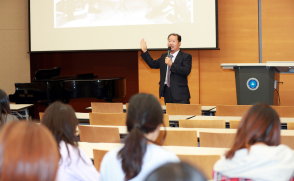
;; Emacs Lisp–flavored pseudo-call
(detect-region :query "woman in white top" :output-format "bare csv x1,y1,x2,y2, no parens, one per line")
0,89,18,129
213,103,294,181
42,102,100,181
100,93,180,181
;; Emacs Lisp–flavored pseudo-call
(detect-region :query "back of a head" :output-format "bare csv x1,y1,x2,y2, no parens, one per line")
126,93,163,132
119,93,163,181
0,121,59,181
41,101,79,146
145,162,207,181
0,89,11,125
226,103,281,159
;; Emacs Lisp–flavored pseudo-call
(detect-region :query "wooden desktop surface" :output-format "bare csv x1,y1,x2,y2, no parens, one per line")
75,112,195,121
191,115,294,123
78,142,228,160
77,125,294,137
86,105,216,112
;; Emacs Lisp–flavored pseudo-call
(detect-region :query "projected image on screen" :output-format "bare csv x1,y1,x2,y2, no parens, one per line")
54,0,193,28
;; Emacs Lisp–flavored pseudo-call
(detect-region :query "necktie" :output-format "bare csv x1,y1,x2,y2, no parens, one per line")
166,55,173,87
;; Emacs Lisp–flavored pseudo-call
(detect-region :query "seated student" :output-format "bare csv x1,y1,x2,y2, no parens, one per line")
0,121,59,181
0,89,18,128
42,102,100,181
100,93,180,181
213,103,294,181
145,161,207,181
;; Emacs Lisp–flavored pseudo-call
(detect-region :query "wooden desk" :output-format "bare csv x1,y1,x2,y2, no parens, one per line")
86,105,167,111
191,115,294,124
10,104,34,120
79,142,221,180
86,105,215,113
78,142,228,160
77,125,294,138
75,112,195,122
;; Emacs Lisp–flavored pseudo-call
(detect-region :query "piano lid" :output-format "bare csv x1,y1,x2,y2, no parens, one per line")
33,67,98,82
33,67,61,81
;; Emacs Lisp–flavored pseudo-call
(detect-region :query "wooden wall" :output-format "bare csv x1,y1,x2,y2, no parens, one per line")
262,0,294,106
0,0,30,94
139,0,259,105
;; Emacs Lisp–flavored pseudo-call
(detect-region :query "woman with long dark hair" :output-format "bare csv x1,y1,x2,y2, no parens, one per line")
42,102,100,181
0,89,18,128
100,93,179,181
213,103,294,181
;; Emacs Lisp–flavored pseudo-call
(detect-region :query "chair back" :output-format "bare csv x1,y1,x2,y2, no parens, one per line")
125,103,129,112
78,125,120,143
216,105,251,116
281,135,294,149
272,106,294,117
91,102,123,113
179,119,225,128
229,120,240,129
155,130,198,146
89,113,126,126
93,149,108,171
287,122,294,130
39,112,44,121
162,114,170,127
199,132,235,148
178,154,221,180
166,103,201,115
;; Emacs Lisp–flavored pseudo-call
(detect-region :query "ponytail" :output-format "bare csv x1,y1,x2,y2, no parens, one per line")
118,93,163,180
118,126,147,181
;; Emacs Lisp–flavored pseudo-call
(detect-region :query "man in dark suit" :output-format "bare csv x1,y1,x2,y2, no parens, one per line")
140,33,192,104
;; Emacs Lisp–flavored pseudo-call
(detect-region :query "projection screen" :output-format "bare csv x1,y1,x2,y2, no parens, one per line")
29,0,218,52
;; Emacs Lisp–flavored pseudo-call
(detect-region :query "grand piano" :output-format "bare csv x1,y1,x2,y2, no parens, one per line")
9,67,127,104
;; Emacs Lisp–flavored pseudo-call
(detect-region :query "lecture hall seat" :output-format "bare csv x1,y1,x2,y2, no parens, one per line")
91,102,123,113
166,103,201,115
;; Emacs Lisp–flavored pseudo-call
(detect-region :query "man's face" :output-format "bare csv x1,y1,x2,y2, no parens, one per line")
168,35,181,53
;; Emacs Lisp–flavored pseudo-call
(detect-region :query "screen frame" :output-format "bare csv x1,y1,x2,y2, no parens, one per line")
28,0,219,53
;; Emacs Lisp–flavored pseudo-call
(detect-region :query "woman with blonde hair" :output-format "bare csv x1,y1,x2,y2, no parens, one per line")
213,103,294,181
0,121,59,181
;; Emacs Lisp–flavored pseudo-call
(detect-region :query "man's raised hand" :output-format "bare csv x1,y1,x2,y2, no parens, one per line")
140,38,147,53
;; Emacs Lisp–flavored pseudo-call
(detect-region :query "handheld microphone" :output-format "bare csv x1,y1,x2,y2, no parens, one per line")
167,47,171,58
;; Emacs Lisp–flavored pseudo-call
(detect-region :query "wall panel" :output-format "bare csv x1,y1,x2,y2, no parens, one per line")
0,0,30,95
262,0,294,106
199,0,259,106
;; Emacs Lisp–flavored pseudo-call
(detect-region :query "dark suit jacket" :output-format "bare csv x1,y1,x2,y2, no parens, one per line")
141,50,192,101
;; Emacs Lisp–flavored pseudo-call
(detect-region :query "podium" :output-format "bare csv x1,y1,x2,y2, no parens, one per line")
221,62,294,105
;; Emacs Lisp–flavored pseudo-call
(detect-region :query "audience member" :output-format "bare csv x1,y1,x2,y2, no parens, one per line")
145,161,207,181
213,103,294,181
100,93,180,181
0,121,59,181
0,89,18,128
42,102,100,181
